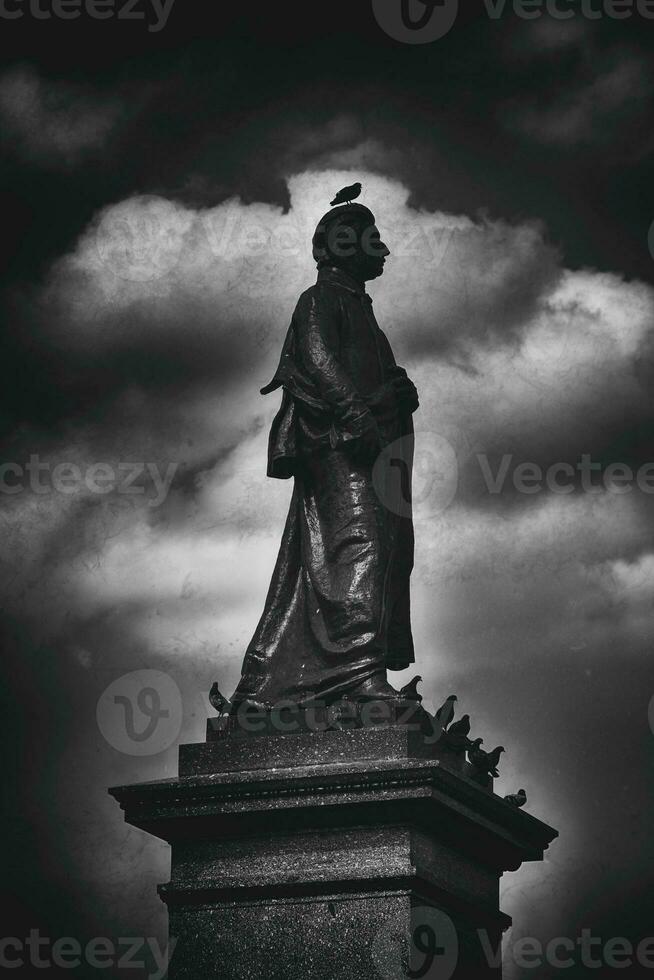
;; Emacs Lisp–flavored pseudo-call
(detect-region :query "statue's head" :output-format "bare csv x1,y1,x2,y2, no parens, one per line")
312,204,390,282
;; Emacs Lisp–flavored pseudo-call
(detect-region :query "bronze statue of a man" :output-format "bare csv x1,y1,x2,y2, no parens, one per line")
231,200,419,710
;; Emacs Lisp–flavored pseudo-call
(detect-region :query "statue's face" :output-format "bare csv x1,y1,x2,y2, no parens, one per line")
356,223,391,281
319,219,391,282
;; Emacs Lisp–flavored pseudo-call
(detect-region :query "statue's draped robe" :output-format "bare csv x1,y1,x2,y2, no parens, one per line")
233,266,415,707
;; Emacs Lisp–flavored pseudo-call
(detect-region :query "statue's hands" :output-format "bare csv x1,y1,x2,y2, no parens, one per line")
391,372,419,414
364,368,419,420
348,415,382,466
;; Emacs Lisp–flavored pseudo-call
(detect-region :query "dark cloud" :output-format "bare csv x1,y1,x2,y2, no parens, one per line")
503,49,653,151
0,64,122,168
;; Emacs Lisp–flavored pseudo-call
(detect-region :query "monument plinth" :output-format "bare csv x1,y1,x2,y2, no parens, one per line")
110,722,557,979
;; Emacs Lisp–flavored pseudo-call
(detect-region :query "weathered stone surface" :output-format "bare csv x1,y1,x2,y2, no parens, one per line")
186,723,449,776
110,725,557,979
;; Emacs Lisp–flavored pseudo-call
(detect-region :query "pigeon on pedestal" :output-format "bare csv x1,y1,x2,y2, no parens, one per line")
486,746,505,778
209,683,229,716
399,675,422,702
504,789,527,808
443,713,471,751
446,714,470,738
469,739,505,778
435,695,457,731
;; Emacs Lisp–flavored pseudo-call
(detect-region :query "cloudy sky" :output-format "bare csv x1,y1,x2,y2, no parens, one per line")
1,3,654,978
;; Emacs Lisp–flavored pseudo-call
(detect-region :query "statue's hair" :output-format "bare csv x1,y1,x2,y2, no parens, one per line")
312,204,376,267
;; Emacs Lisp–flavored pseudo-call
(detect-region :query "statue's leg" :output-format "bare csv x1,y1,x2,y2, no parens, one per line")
294,449,400,702
229,483,305,707
385,511,415,671
230,448,407,711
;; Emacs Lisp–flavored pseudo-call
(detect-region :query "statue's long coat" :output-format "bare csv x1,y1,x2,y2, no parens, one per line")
233,265,415,707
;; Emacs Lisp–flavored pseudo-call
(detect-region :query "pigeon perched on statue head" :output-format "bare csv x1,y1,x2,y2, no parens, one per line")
330,181,362,206
504,789,527,808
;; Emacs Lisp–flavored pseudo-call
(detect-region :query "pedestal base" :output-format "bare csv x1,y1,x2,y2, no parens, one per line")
110,726,557,979
165,891,502,980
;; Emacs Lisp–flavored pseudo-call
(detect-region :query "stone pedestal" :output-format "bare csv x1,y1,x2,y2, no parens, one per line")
110,724,557,979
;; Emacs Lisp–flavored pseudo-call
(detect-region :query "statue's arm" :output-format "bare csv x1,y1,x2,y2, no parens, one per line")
295,287,380,452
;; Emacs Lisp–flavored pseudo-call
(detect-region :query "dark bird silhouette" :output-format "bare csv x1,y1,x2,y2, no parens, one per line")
469,739,505,778
330,182,362,206
504,789,527,808
435,695,457,730
486,746,505,778
468,737,488,769
447,714,471,738
443,712,471,752
399,675,422,702
209,683,229,715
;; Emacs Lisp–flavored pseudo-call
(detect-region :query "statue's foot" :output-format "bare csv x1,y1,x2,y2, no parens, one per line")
347,672,403,702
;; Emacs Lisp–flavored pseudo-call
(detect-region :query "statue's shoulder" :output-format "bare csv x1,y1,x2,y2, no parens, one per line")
294,280,343,317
